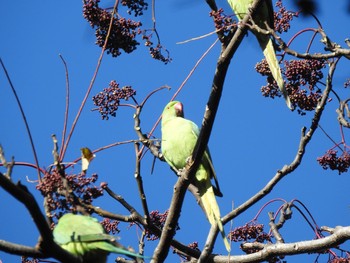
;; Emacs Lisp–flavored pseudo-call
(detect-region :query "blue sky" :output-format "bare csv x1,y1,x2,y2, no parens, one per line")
0,0,350,262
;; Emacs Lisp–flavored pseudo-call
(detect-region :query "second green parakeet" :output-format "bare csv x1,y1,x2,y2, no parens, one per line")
228,0,292,109
53,213,145,263
161,101,230,252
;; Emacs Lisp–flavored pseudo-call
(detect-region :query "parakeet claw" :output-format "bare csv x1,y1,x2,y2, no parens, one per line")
177,168,185,176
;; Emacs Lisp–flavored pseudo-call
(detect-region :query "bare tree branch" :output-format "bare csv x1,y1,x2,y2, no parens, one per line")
270,27,350,60
337,98,350,128
0,240,44,258
180,225,350,262
221,225,350,263
268,212,284,244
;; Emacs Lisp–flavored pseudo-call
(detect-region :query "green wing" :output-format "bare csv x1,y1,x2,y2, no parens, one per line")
53,214,146,261
53,213,104,245
191,123,223,197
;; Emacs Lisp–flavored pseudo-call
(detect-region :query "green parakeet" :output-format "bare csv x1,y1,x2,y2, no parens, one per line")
161,101,230,252
53,213,145,263
228,0,292,109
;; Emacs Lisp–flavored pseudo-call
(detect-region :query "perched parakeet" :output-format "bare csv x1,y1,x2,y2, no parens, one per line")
161,101,230,252
53,213,145,263
228,0,292,109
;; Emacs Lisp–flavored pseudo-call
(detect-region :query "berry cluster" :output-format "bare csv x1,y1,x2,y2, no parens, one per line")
174,241,200,260
228,223,274,255
260,82,281,99
267,257,285,263
101,218,120,234
228,223,271,243
209,8,234,40
255,59,275,78
21,257,39,263
290,85,321,114
121,0,148,17
317,149,350,174
142,34,172,64
256,59,287,101
36,169,103,215
256,58,326,114
274,0,298,33
330,257,350,263
92,80,136,120
284,59,325,87
187,241,199,250
144,210,179,241
83,0,142,57
344,79,350,88
285,59,325,114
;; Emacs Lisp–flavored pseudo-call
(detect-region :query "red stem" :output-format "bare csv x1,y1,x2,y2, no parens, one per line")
60,0,120,161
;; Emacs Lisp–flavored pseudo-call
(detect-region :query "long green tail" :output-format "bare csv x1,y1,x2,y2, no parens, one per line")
260,36,292,109
201,186,231,252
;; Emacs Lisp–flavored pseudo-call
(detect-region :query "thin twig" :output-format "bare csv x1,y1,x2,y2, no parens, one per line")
176,30,219,45
133,142,150,220
59,54,70,155
0,58,41,182
63,139,161,170
318,124,344,151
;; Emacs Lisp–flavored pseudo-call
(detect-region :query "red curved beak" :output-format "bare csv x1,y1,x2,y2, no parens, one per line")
174,102,184,117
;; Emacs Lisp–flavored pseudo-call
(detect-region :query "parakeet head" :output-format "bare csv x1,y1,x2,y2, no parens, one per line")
162,101,184,119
